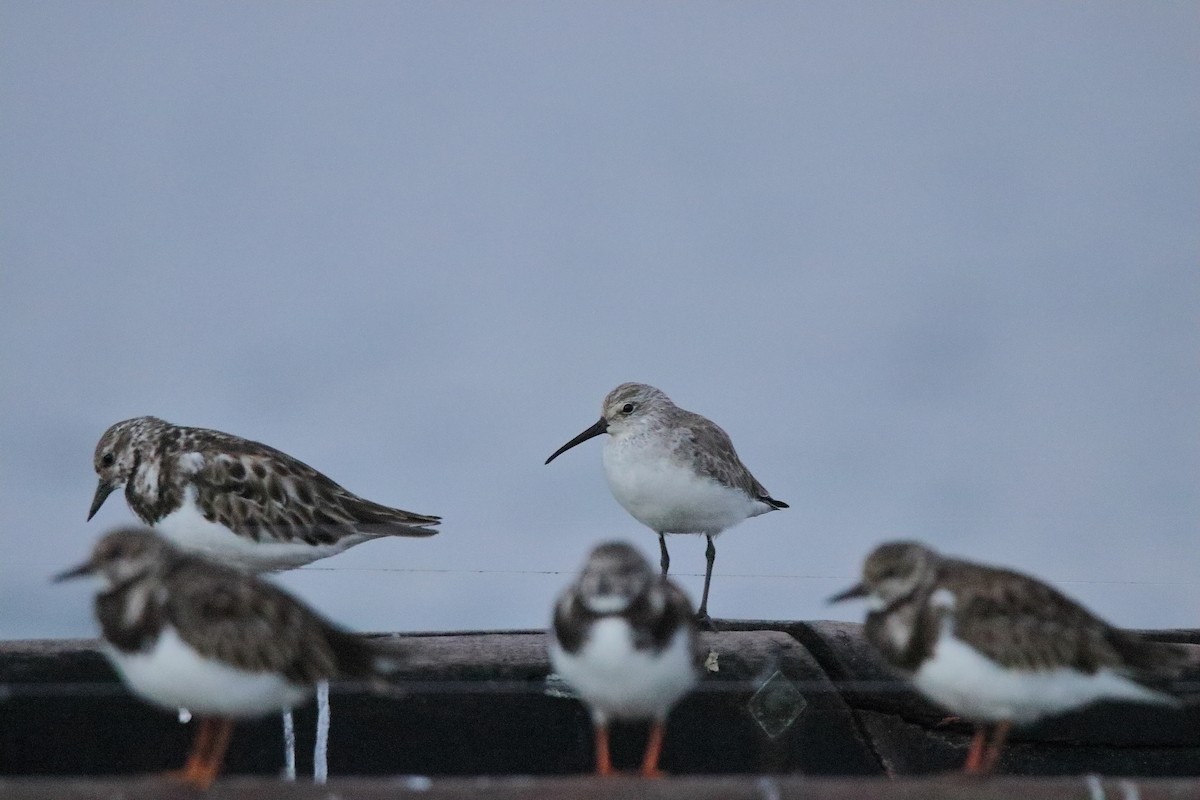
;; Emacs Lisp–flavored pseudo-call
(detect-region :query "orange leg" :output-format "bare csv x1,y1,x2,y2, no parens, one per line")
594,722,614,776
639,719,666,778
187,717,235,790
166,717,215,784
980,720,1012,775
963,727,988,774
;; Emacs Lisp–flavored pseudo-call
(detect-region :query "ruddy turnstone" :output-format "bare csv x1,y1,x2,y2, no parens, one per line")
545,383,787,625
830,541,1194,774
549,541,702,777
55,527,392,789
88,416,440,571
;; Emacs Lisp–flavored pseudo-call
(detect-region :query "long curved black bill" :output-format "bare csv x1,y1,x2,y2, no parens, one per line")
545,417,608,465
827,582,868,604
54,561,94,582
88,479,116,521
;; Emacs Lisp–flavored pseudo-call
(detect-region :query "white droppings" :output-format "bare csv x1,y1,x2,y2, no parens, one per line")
282,709,296,781
314,680,330,784
1119,779,1141,800
756,776,781,800
403,776,433,791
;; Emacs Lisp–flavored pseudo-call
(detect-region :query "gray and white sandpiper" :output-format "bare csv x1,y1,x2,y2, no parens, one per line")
88,415,440,571
830,541,1196,774
55,527,393,789
549,541,702,777
545,383,787,625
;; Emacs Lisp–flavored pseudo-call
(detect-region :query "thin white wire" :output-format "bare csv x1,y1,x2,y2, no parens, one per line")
295,564,1195,587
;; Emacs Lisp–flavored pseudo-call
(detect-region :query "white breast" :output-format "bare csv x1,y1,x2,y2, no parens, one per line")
550,617,697,724
913,629,1173,726
601,434,766,535
105,627,311,717
153,488,363,571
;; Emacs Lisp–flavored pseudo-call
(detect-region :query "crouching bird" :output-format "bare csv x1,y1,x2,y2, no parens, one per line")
56,527,394,789
549,541,703,777
830,541,1196,775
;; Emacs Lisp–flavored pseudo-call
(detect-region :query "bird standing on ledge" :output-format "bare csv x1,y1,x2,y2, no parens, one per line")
830,540,1195,774
546,383,787,627
550,541,702,777
56,527,394,789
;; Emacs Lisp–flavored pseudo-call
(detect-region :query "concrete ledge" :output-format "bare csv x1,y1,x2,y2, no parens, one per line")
3,775,1200,800
1,622,1198,781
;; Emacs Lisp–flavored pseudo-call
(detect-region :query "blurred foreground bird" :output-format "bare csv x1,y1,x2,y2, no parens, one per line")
549,542,703,776
830,541,1195,774
56,527,395,789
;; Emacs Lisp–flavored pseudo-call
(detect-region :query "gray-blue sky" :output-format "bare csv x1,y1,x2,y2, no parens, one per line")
1,3,1196,639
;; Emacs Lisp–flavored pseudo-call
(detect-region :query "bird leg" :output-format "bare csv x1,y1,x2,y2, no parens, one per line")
979,720,1012,775
639,719,666,778
168,716,215,784
188,717,235,790
657,533,670,575
963,726,988,774
696,535,716,628
593,722,614,776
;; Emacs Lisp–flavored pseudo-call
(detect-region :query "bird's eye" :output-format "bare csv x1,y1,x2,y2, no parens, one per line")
101,453,116,467
621,403,635,414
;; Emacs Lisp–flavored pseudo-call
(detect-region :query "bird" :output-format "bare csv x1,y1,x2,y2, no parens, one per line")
545,383,787,626
829,540,1195,775
549,541,702,777
55,527,394,789
88,415,440,571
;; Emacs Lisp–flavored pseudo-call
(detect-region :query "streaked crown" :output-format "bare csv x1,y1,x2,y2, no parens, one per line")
94,416,168,484
860,540,940,603
601,383,673,426
75,527,177,586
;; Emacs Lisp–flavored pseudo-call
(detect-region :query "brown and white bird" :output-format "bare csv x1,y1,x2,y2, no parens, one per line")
88,415,440,571
830,541,1194,775
545,383,786,625
56,527,393,789
549,542,703,777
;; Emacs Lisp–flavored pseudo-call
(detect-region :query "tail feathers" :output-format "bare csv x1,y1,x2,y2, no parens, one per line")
318,630,411,698
1111,632,1200,700
352,499,442,537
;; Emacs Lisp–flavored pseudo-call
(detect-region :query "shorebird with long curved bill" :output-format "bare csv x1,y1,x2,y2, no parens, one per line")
546,383,787,626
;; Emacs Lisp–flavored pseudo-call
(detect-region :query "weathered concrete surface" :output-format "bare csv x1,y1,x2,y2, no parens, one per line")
1,622,1198,783
3,775,1200,800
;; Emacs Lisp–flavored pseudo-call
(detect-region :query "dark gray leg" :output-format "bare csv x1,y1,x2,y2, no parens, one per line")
658,533,670,575
696,535,716,628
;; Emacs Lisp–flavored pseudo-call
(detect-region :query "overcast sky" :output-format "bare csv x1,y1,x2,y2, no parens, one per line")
1,3,1196,641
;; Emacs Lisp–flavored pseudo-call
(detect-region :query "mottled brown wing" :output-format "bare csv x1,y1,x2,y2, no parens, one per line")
187,431,440,546
939,560,1126,673
164,559,373,683
552,591,586,655
675,411,787,507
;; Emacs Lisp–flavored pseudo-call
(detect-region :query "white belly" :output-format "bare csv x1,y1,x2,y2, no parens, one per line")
153,491,363,572
602,441,766,534
105,627,311,717
550,617,697,723
913,633,1173,725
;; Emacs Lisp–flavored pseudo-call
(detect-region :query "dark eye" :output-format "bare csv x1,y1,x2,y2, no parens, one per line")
101,453,116,467
621,403,635,414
